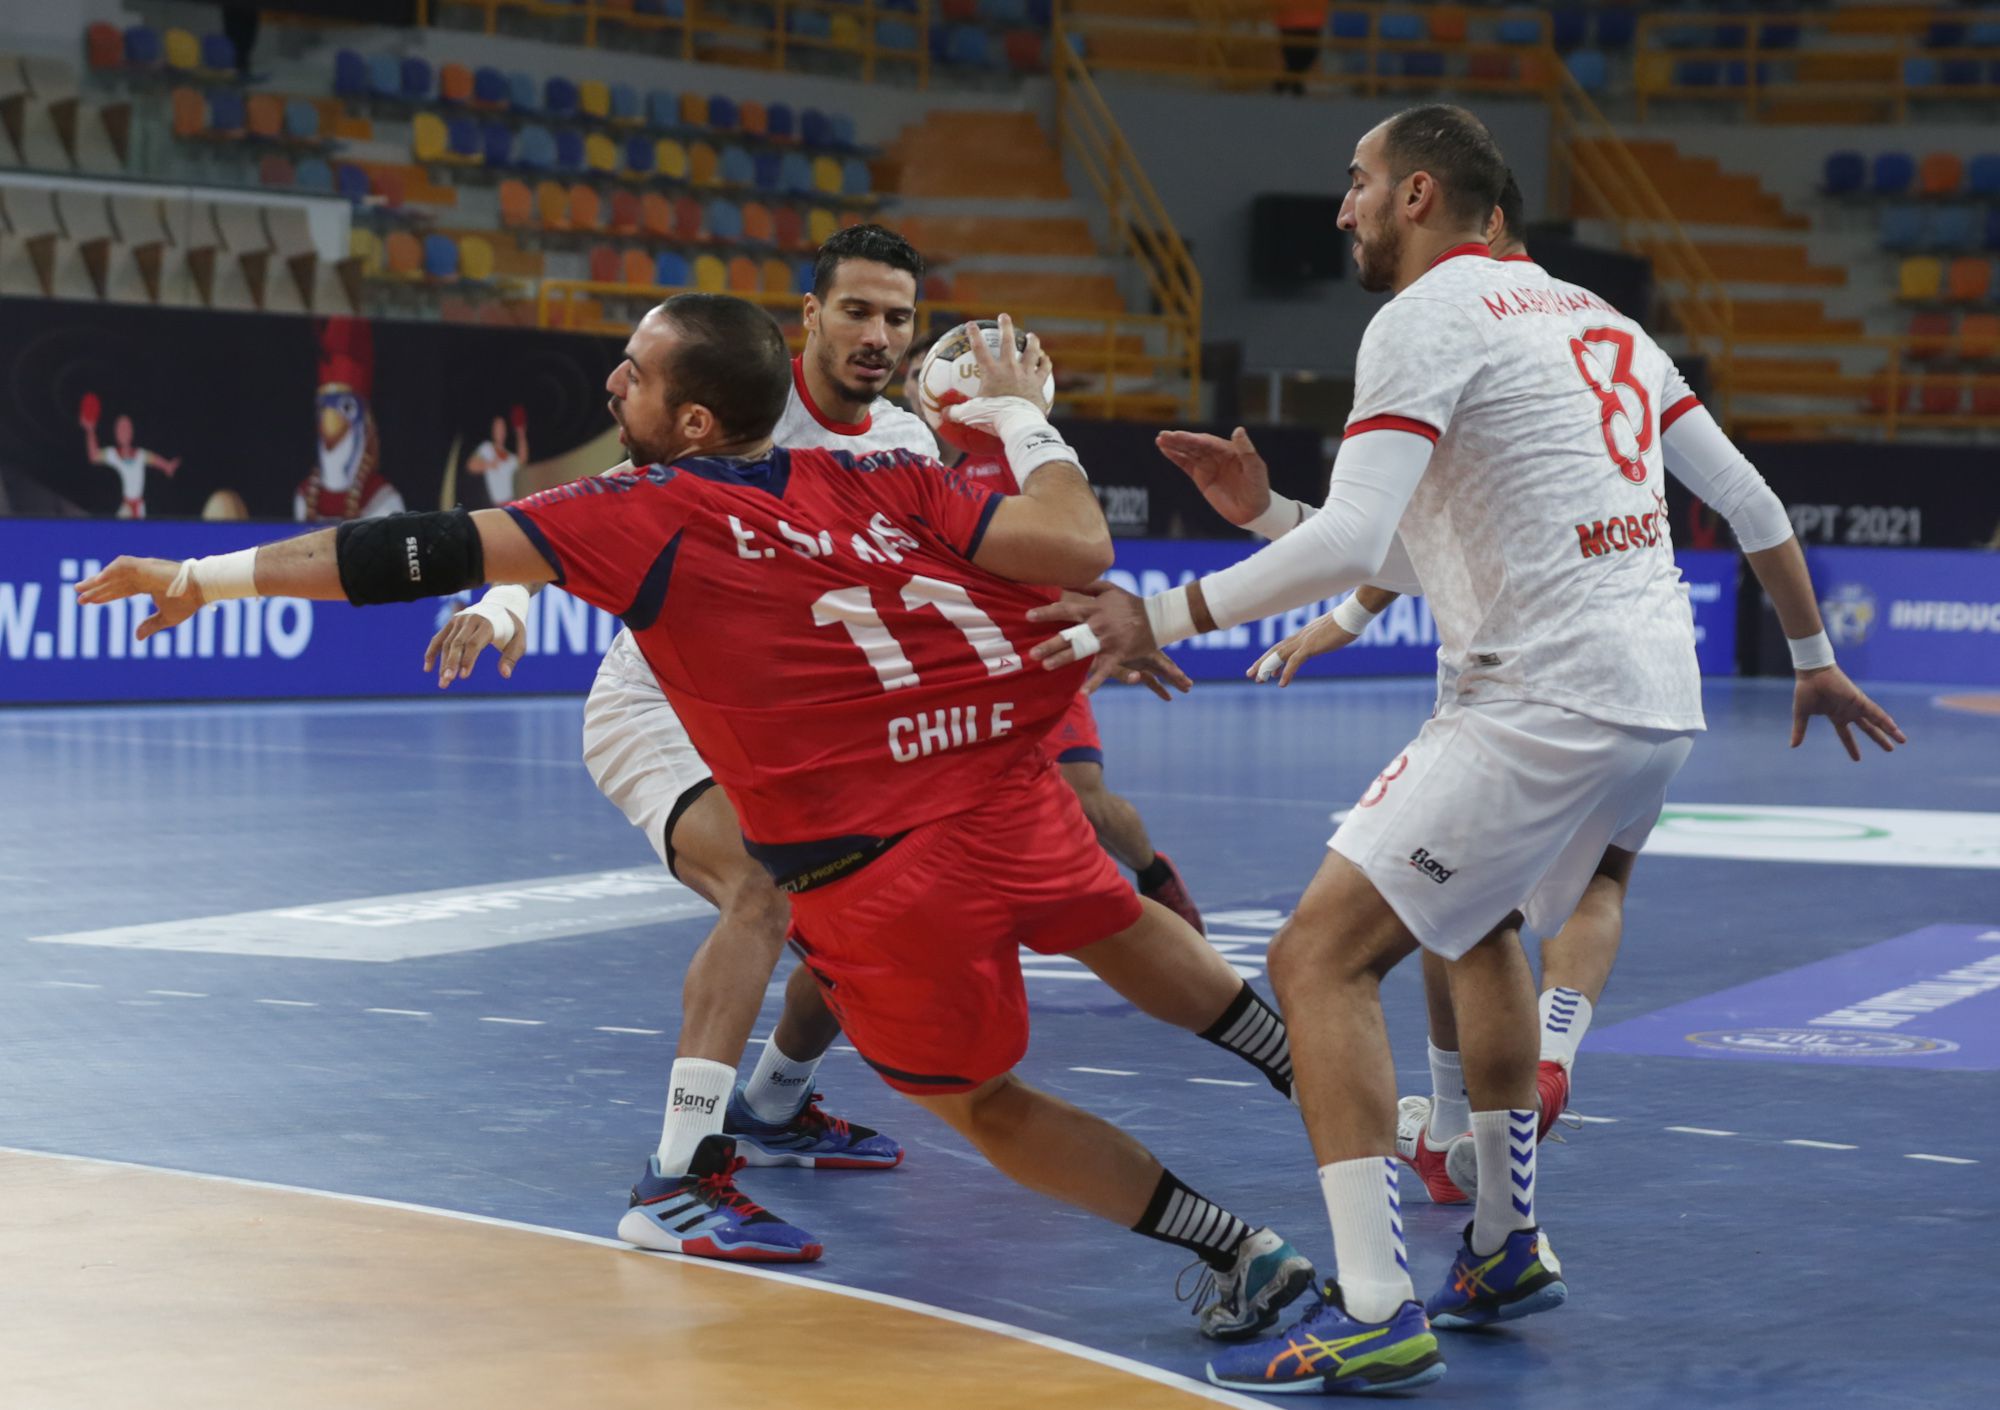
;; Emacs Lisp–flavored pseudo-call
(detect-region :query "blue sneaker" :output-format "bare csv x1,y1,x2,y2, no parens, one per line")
1178,1227,1317,1341
724,1086,904,1170
1206,1285,1445,1395
615,1135,823,1262
1425,1224,1567,1330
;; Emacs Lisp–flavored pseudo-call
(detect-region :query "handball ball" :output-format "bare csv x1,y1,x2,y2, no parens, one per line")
915,320,1056,456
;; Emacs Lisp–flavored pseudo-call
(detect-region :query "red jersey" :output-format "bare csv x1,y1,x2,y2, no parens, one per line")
953,450,1020,496
510,446,1089,863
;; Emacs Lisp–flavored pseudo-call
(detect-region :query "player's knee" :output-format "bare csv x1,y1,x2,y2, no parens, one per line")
715,867,789,938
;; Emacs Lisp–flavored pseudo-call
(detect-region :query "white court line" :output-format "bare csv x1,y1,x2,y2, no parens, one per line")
1784,1139,1858,1151
366,1008,432,1018
596,1027,663,1036
1906,1153,1978,1165
254,999,316,1008
478,1017,544,1027
0,1145,1272,1410
1187,1078,1256,1088
1572,1115,1619,1125
1663,1126,1736,1137
39,980,101,990
1070,1067,1138,1077
147,990,207,999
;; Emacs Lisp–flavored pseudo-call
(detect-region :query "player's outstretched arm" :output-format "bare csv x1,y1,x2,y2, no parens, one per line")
76,508,556,644
425,583,539,688
1248,585,1400,687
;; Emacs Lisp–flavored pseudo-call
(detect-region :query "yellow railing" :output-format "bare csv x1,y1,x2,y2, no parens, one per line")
1726,332,2000,439
419,0,930,87
1050,14,1202,418
537,280,1192,419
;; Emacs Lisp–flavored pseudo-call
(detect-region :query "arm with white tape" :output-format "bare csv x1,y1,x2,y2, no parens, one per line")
426,581,540,687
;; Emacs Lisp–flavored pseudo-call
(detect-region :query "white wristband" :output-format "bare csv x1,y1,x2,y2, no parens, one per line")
167,548,259,602
1330,592,1380,636
951,395,1081,488
1143,585,1198,648
1243,493,1308,540
468,585,533,648
1788,630,1835,672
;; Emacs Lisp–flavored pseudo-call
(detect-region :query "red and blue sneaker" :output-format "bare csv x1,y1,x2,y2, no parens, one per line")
724,1087,904,1170
1205,1283,1445,1395
616,1135,823,1262
1424,1223,1567,1331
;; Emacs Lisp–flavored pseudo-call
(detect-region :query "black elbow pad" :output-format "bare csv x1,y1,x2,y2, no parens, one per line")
335,509,486,605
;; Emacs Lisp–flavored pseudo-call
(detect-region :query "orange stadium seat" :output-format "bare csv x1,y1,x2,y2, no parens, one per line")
440,63,473,104
693,253,728,291
1946,256,1993,303
569,183,604,232
641,192,674,239
1960,312,2000,361
742,201,775,243
761,256,792,294
621,248,654,284
247,94,283,141
171,87,207,138
1919,153,1964,198
728,255,760,292
739,101,768,137
680,92,707,128
536,179,569,229
498,178,534,228
673,194,704,239
384,230,423,277
690,141,720,186
589,243,620,282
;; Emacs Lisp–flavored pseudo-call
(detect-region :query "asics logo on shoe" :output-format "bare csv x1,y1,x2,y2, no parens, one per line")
671,1087,719,1115
1408,848,1454,884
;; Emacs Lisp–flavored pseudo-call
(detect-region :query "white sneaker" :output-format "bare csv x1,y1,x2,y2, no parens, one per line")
1178,1227,1316,1341
1396,1095,1470,1205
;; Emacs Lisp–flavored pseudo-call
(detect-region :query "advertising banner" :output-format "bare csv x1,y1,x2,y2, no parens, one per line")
1744,546,2000,684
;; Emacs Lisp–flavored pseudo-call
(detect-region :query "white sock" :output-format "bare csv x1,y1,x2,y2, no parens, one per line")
655,1057,735,1177
1318,1157,1414,1323
1425,1042,1470,1143
740,1036,822,1123
1539,987,1592,1072
1469,1108,1537,1256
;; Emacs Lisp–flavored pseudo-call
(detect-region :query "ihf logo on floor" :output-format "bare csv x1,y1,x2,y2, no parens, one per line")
1684,1028,1958,1058
0,558,313,662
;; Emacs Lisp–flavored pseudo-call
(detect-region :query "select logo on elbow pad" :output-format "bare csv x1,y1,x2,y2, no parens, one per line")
404,535,421,582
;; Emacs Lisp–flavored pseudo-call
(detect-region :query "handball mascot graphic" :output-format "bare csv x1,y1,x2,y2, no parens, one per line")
296,318,404,522
78,391,180,519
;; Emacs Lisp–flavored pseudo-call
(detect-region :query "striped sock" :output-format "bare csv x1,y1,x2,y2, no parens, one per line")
1539,987,1591,1072
1319,1156,1413,1323
1469,1108,1537,1256
1199,982,1293,1096
1132,1168,1252,1271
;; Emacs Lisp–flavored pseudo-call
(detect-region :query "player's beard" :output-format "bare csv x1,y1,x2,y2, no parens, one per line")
814,339,890,412
1353,208,1401,293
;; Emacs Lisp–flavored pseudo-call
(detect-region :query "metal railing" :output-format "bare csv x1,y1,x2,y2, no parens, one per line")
1727,331,2000,439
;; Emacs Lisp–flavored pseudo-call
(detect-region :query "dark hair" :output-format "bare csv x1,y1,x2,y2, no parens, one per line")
1495,169,1524,242
1380,104,1508,231
811,223,924,299
654,293,793,440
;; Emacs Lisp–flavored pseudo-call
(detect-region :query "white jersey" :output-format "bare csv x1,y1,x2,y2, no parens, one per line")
99,446,148,508
473,441,520,503
1349,245,1704,732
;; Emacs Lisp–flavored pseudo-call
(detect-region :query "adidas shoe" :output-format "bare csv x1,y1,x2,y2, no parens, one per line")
1141,852,1205,936
616,1134,823,1262
725,1087,904,1170
1177,1227,1316,1342
1205,1283,1445,1395
1395,1095,1469,1205
1425,1223,1567,1330
1441,1065,1574,1199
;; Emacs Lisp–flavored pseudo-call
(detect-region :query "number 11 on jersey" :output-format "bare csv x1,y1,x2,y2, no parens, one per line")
813,574,1024,692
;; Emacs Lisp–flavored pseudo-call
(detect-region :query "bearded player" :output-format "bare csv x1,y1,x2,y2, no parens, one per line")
81,295,1317,1341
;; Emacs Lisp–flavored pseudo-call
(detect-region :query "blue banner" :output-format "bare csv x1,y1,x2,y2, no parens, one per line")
0,521,1740,703
1808,547,2000,685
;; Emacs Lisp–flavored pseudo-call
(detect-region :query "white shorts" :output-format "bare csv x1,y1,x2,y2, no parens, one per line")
581,631,714,872
1330,698,1694,959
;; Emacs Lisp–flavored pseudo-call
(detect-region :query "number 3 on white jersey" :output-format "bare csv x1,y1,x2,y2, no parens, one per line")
1569,326,1652,484
812,575,1024,691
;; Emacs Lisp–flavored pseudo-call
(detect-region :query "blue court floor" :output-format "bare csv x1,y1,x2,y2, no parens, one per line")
2,677,1994,1407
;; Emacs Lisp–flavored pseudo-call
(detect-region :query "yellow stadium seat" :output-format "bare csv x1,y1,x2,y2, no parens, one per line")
165,29,201,72
812,155,843,195
411,112,449,163
579,80,611,121
831,15,863,49
459,236,496,281
537,180,569,229
807,207,838,244
585,133,619,174
689,141,719,187
693,254,728,292
348,228,385,276
655,138,688,181
1899,256,1943,301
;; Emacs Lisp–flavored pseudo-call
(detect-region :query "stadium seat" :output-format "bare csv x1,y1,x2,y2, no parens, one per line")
209,90,245,136
648,89,678,129
546,76,580,119
808,206,838,244
1947,256,1993,302
635,0,686,16
831,15,865,51
742,201,775,242
440,63,473,104
1496,17,1541,45
296,158,334,193
841,157,871,197
831,114,858,149
1942,59,1983,87
609,187,641,233
739,101,768,138
673,194,704,239
368,54,400,99
536,179,568,228
511,125,554,171
779,150,813,194
728,255,760,293
1676,60,1721,87
878,19,920,52
386,231,424,277
793,257,816,294
1872,152,1916,196
761,256,793,294
509,71,539,112
401,57,433,102
284,99,321,142
334,49,367,97
1929,206,1977,251
570,184,603,232
767,104,796,142
1401,51,1446,80
709,95,738,132
1003,29,1044,72
499,178,534,228
641,192,674,238
461,235,496,281
1566,52,1609,92
258,154,294,187
1379,14,1426,42
1880,205,1925,251
625,136,655,176
589,244,620,282
721,145,755,186
1468,50,1515,82
1758,22,1799,49
555,130,585,172
706,197,743,240
1975,380,2000,415
774,205,804,248
585,133,618,175
1822,151,1865,196
655,251,691,286
1959,312,2000,361
1988,207,2000,252
1904,57,1938,88
811,155,843,195
1428,7,1466,45
690,141,719,186
680,92,707,127
1549,9,1587,51
944,28,989,67
349,228,385,276
1899,256,1944,300
1330,11,1369,41
580,80,611,121
979,0,1028,24
753,150,783,191
622,248,654,285
336,164,370,203
372,167,407,207
247,94,284,141
1918,379,1962,415
693,254,727,292
86,23,123,72
790,9,833,40
1968,154,2000,198
1906,311,1953,361
125,26,164,69
411,113,448,162
801,108,832,148
483,122,513,166
1920,153,1964,197
610,83,641,124
475,67,509,107
656,138,689,180
165,29,201,72
447,115,482,162
201,33,237,74
1926,22,1966,49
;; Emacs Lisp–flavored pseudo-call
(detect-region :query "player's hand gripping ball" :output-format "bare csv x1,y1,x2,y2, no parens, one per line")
916,319,1056,456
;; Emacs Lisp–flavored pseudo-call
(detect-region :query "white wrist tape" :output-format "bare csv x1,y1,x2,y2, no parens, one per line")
468,584,533,649
1244,493,1308,540
1143,585,1198,648
950,396,1081,487
1788,630,1835,672
1330,593,1381,636
167,548,259,603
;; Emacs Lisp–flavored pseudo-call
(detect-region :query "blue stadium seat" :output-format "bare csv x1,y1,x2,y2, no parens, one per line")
648,90,677,128
1925,23,1966,49
1822,151,1865,195
1928,206,1977,252
720,145,755,185
1723,61,1774,87
401,57,433,102
554,129,585,172
447,115,481,161
1329,11,1369,41
482,122,512,166
705,197,743,241
635,0,685,15
1873,151,1916,194
509,71,539,112
208,89,245,132
1676,60,1721,87
1903,57,1938,88
625,135,654,174
831,114,858,149
1379,14,1425,42
793,257,816,294
202,33,237,73
124,26,163,68
878,18,919,51
766,103,796,142
841,156,870,196
1986,207,2000,252
1496,17,1541,45
708,95,738,132
545,76,580,119
1594,9,1636,49
517,125,557,171
295,157,334,193
474,67,509,106
284,98,320,141
779,150,813,194
978,0,1028,24
655,251,691,286
1714,24,1747,49
944,27,989,67
753,151,783,190
1759,23,1800,50
336,163,370,202
1566,51,1609,92
1968,154,2000,197
367,53,400,99
1878,205,1924,252
1973,21,2000,47
1942,59,1982,86
791,9,833,39
801,108,833,147
1550,10,1588,51
610,83,640,123
1026,0,1052,25
881,0,919,13
334,49,367,97
1402,51,1445,79
423,234,459,279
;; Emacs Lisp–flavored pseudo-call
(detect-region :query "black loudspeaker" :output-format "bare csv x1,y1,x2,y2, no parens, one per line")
1250,195,1347,286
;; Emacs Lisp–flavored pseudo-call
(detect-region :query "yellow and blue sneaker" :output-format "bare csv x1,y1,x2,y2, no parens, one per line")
1205,1283,1445,1395
724,1087,904,1170
616,1135,824,1262
1424,1223,1567,1330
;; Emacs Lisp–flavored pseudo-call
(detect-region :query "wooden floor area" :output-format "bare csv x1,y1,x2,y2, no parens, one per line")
0,1150,1225,1410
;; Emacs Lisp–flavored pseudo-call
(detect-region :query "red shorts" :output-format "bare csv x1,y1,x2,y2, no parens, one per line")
1041,691,1102,767
786,756,1143,1095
